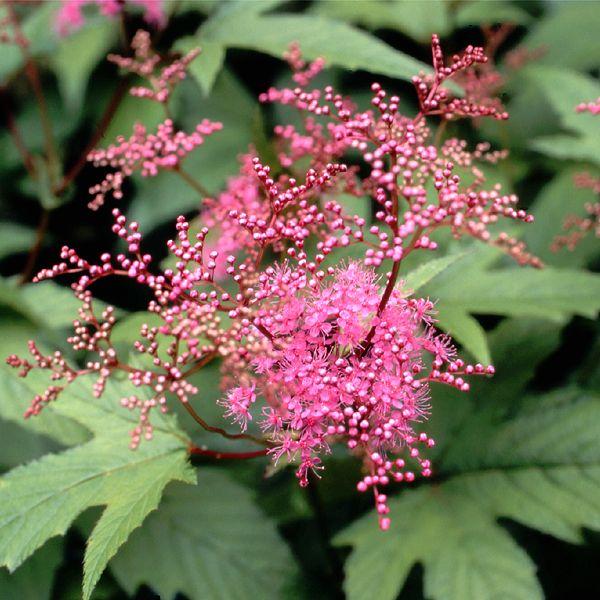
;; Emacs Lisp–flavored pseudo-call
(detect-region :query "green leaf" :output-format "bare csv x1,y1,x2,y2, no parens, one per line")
404,252,466,292
435,305,490,364
110,473,296,599
0,223,35,259
336,485,542,600
51,17,117,111
0,538,62,600
524,168,600,268
424,253,600,321
0,375,195,599
0,279,113,331
336,388,600,600
522,67,600,165
454,0,532,27
175,37,225,96
311,0,451,44
201,10,434,84
520,1,600,71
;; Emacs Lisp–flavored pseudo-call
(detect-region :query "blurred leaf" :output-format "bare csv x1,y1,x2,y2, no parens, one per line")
525,168,600,268
110,473,297,599
336,388,600,600
0,538,62,600
435,305,490,364
0,3,57,85
0,375,195,600
0,418,62,470
175,37,225,96
454,0,532,27
520,1,600,71
30,154,63,210
0,223,34,259
523,67,600,165
200,8,435,84
51,17,117,111
0,90,78,170
311,0,451,43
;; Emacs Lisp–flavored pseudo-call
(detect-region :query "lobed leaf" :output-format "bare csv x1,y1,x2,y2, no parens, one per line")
110,472,296,600
0,375,195,599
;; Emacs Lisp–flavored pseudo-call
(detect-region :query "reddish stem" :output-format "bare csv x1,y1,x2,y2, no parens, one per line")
54,79,130,195
188,445,268,460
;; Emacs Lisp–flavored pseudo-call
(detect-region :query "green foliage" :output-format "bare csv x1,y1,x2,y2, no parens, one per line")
520,1,600,71
0,375,195,599
453,1,532,27
311,0,451,43
523,67,600,164
0,539,62,600
110,474,296,599
197,4,433,85
525,168,600,268
424,248,600,321
51,18,117,111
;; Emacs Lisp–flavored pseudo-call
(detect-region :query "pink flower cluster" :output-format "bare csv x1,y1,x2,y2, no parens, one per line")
86,30,222,209
9,35,540,528
109,29,200,104
56,0,165,35
87,119,222,209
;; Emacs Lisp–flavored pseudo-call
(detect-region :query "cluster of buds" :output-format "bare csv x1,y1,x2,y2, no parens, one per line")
87,119,222,209
86,29,222,209
9,34,540,528
109,30,200,104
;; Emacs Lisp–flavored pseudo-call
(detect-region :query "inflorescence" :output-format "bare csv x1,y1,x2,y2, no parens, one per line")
8,33,540,529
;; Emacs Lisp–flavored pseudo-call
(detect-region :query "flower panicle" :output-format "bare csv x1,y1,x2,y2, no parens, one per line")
9,34,544,529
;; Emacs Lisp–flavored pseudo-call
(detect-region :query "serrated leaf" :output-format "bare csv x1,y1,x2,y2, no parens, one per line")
0,538,62,600
201,10,433,84
311,0,451,44
0,375,195,600
0,279,113,330
336,388,600,600
110,473,296,599
51,17,117,111
336,485,542,600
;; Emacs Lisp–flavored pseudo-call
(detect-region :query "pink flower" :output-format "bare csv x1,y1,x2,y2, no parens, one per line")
56,0,165,36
